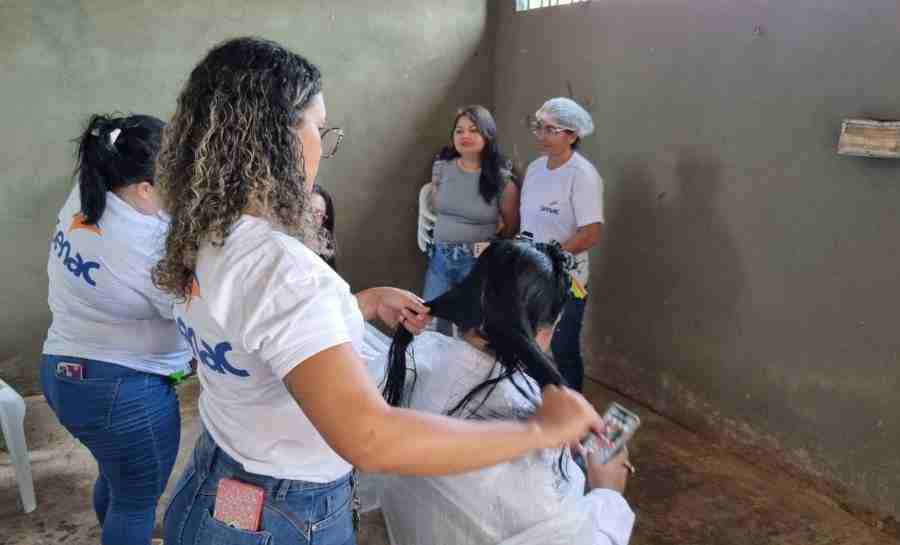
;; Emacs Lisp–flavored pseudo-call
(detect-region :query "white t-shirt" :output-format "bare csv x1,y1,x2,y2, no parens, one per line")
520,152,604,286
176,215,364,482
43,185,190,376
380,332,635,545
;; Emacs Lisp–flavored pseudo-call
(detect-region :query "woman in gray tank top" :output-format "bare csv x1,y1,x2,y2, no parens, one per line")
423,105,520,334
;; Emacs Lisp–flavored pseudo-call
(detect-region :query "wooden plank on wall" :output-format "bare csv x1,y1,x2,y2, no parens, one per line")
837,119,900,159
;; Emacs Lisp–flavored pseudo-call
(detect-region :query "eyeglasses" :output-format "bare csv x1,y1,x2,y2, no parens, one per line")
529,121,573,137
319,127,344,159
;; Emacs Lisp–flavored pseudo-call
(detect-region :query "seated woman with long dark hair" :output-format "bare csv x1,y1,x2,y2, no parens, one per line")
379,240,635,545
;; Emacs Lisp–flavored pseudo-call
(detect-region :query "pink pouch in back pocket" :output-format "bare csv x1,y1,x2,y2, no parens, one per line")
213,478,265,531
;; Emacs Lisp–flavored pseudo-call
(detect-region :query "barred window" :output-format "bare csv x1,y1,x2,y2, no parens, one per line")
516,0,591,12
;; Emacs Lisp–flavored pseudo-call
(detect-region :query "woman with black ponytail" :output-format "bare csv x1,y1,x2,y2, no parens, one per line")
40,114,191,545
381,240,635,545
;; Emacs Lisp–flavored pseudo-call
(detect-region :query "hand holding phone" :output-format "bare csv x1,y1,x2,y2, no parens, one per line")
586,447,630,494
582,402,641,464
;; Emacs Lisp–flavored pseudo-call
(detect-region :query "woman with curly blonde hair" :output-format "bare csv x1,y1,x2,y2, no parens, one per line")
156,37,605,545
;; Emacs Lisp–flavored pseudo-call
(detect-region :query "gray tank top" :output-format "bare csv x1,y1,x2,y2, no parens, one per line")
433,160,500,244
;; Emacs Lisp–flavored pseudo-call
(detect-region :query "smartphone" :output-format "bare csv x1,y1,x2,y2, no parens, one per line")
213,478,265,532
56,362,85,380
583,402,641,464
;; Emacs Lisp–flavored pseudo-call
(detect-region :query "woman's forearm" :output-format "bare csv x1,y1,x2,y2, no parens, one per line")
286,343,558,477
355,406,545,475
497,181,521,238
562,223,602,254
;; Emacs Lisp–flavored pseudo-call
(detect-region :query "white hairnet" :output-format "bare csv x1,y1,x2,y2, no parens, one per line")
535,98,594,137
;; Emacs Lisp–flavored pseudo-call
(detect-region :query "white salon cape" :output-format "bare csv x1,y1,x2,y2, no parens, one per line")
359,328,635,545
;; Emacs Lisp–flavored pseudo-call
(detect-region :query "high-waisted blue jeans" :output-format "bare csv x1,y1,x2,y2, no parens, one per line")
40,354,181,545
164,427,356,545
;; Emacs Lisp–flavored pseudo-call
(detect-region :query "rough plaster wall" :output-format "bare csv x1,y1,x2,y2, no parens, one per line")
493,1,900,518
0,0,493,396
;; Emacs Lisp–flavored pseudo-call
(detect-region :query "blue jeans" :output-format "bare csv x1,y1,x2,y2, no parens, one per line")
40,354,181,545
164,428,356,545
551,296,587,391
423,242,478,335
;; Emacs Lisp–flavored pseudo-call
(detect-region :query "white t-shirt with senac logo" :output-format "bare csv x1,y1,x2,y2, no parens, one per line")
44,185,190,375
520,152,604,287
176,215,364,482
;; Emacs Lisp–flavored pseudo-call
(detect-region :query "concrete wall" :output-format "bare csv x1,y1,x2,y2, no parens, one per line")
0,0,493,396
493,1,900,519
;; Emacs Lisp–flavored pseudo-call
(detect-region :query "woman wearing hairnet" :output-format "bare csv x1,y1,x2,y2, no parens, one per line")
520,98,602,391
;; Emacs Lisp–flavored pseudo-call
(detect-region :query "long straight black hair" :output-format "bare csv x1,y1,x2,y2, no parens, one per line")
382,240,570,416
74,114,165,224
437,105,515,205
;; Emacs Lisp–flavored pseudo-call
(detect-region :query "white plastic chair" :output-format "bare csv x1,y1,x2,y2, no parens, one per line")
417,182,460,334
0,377,36,513
417,183,436,254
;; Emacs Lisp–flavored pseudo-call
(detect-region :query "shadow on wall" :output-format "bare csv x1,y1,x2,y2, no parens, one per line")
588,149,747,423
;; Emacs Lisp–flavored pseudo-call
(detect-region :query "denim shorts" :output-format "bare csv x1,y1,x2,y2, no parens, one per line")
423,242,479,302
164,427,356,545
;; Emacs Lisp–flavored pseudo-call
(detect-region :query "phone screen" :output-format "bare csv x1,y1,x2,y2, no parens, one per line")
584,402,640,464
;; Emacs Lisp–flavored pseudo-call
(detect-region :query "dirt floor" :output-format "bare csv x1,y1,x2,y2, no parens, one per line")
1,379,896,545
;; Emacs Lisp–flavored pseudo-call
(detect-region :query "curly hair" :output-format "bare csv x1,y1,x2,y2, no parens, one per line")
152,37,322,298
